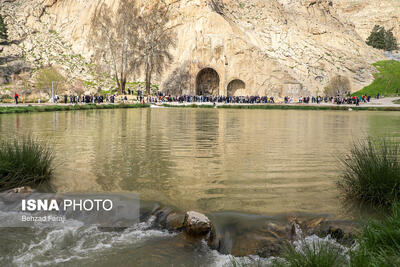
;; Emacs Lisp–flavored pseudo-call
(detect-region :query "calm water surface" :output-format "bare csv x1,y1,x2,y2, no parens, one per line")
1,108,400,216
0,108,400,266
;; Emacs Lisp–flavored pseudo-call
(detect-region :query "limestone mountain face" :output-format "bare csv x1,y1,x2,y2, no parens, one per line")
336,0,400,44
0,0,398,97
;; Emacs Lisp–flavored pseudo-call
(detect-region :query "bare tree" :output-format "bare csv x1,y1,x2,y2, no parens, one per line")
139,1,176,95
324,75,351,97
72,79,85,96
35,67,66,98
90,0,140,94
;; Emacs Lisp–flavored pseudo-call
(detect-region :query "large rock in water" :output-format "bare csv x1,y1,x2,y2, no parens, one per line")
184,211,212,236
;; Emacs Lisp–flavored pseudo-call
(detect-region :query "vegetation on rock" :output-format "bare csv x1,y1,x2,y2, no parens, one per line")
0,13,7,41
353,60,400,97
366,25,398,51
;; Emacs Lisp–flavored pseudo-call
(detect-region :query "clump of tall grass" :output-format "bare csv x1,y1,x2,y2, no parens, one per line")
350,203,400,267
271,241,347,267
338,137,400,207
0,137,54,191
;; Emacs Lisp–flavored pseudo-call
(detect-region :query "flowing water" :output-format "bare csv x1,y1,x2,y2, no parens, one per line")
0,108,399,266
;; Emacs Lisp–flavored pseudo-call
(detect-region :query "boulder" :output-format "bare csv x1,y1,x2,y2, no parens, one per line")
166,212,185,231
184,211,212,236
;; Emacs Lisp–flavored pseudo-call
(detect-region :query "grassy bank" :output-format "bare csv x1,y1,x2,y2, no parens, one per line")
218,105,400,111
163,103,400,111
353,60,400,97
0,103,149,114
163,104,215,108
0,137,54,191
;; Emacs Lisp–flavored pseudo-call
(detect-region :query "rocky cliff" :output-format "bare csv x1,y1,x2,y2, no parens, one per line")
0,0,398,97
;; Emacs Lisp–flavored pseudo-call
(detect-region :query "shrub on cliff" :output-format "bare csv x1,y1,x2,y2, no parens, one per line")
366,25,398,51
0,14,7,41
338,137,400,207
0,137,54,191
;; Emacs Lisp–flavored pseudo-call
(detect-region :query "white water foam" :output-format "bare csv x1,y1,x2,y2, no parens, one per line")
11,215,175,266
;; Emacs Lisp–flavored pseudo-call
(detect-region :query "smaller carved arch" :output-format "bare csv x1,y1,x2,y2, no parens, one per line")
227,79,246,96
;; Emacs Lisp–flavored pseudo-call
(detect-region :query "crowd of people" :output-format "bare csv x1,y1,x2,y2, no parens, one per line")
11,90,375,106
155,95,276,104
285,95,372,106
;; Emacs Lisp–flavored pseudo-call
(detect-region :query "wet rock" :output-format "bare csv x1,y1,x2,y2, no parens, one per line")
0,186,36,203
153,207,173,228
7,186,34,193
231,232,282,257
328,226,344,240
166,212,185,231
290,216,358,244
184,211,212,236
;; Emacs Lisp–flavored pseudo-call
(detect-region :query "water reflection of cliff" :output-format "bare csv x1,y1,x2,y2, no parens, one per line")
0,109,399,217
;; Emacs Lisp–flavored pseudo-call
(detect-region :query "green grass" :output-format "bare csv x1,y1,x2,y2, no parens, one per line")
353,60,400,97
163,104,400,111
271,242,347,267
338,137,400,208
163,104,215,108
0,103,149,114
350,203,400,267
0,137,54,191
394,99,400,105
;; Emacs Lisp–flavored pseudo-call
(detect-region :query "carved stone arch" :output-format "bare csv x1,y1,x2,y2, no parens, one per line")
196,68,220,96
227,79,246,96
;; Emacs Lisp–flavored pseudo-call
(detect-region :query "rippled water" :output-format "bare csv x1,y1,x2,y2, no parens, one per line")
0,108,399,266
1,108,400,215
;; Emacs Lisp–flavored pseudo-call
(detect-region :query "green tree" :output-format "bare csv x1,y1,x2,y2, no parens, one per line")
0,14,8,41
384,28,398,51
366,25,398,51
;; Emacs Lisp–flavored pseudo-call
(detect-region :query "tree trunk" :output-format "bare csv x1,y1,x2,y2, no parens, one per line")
115,74,122,94
145,65,151,95
120,78,126,94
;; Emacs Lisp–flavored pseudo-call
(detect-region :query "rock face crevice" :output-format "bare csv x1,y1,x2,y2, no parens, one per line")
1,0,398,96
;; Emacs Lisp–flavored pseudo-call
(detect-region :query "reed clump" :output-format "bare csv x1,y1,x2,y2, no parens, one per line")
338,137,400,207
0,137,54,191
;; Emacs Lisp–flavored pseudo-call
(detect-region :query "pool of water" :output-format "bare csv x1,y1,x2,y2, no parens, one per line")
0,108,399,265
